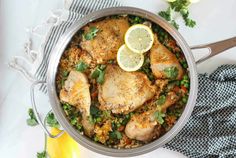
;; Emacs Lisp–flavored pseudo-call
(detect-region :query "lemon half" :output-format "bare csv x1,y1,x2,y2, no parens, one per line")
124,24,154,54
47,128,80,158
117,44,144,72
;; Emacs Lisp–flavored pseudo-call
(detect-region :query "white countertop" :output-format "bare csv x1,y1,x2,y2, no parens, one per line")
0,0,236,158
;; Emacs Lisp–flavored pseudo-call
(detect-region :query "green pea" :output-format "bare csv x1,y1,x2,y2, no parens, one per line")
182,96,188,104
96,117,102,123
183,75,189,80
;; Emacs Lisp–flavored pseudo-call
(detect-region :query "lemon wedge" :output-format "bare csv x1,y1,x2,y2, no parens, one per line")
117,44,144,72
124,24,154,54
47,128,80,158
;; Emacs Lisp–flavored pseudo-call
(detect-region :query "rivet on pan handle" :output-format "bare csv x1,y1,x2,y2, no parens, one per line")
30,80,64,138
191,36,236,64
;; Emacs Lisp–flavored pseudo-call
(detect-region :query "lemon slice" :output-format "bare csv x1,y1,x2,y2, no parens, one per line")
125,24,154,54
117,44,144,71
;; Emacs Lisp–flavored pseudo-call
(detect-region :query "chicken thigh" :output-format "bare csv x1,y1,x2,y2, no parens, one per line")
150,36,184,80
98,65,157,114
80,17,130,64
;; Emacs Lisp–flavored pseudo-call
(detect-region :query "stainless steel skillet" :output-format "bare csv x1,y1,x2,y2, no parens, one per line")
31,7,236,157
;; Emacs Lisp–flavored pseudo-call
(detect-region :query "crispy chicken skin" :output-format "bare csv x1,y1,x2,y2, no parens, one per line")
125,91,179,142
60,71,94,136
98,65,157,114
125,109,160,142
80,17,130,64
150,36,184,80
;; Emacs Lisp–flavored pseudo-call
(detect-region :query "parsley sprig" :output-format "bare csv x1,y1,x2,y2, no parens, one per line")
83,26,99,40
26,108,38,126
159,0,196,29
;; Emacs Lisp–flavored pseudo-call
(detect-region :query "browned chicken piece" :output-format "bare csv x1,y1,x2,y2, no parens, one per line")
98,65,157,114
60,71,94,136
80,17,130,64
155,79,168,96
125,109,161,142
125,91,179,142
150,36,184,80
160,91,180,113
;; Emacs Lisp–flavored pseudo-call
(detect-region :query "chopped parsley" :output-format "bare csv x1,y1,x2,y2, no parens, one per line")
154,111,166,125
91,65,106,84
156,95,166,105
158,0,196,29
75,61,88,72
164,67,179,80
109,130,123,140
37,151,47,158
26,108,38,126
46,112,60,129
84,26,99,40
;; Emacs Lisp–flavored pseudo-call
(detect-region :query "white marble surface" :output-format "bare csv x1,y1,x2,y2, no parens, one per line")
0,0,236,158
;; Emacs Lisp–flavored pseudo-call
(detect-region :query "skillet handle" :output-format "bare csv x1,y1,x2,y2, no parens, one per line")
30,80,64,138
190,36,236,64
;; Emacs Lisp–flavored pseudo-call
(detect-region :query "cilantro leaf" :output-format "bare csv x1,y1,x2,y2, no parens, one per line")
154,111,166,125
158,7,171,21
91,65,106,85
46,112,60,129
164,66,179,80
156,95,166,105
75,61,88,72
37,151,47,158
84,26,99,40
158,0,196,29
26,108,38,126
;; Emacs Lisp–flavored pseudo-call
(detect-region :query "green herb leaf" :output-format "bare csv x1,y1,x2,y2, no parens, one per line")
37,151,47,158
109,131,123,140
84,26,99,40
156,95,166,105
91,68,101,79
62,70,69,77
164,66,179,80
158,7,171,21
46,112,60,129
97,70,105,84
75,61,88,72
158,0,196,29
26,108,38,126
91,65,106,84
154,111,165,124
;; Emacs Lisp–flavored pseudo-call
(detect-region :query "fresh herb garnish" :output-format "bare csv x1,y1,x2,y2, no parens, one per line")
46,112,60,129
75,61,88,72
159,0,196,29
164,66,179,80
26,108,38,126
91,65,106,84
154,111,166,124
109,130,123,140
84,26,99,40
37,151,47,158
156,95,166,105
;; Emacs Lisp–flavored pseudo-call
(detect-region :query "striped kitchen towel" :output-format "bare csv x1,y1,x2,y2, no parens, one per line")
9,0,236,158
9,0,122,92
